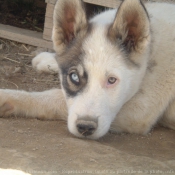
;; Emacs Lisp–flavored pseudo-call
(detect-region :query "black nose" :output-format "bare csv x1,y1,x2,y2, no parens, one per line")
76,119,97,136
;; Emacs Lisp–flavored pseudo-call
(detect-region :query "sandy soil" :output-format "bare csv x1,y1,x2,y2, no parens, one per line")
0,0,175,173
0,118,175,175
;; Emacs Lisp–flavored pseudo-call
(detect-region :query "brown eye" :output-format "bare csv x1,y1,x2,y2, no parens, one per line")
108,77,117,84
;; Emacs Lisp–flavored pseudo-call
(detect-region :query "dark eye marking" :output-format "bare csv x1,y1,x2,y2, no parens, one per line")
61,67,88,97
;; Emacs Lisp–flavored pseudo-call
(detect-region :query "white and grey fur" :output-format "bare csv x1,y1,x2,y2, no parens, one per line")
0,0,175,139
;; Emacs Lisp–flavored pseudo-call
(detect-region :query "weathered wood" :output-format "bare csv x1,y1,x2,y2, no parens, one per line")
45,0,121,8
45,3,55,18
43,15,53,39
45,0,56,4
84,0,121,8
45,17,53,26
44,20,53,29
43,27,52,37
43,34,52,41
0,24,53,49
43,2,54,40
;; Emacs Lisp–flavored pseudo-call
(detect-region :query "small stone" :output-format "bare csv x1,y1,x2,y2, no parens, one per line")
17,129,24,134
32,147,38,151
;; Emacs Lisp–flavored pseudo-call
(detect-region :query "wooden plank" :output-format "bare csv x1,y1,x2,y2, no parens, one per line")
45,0,160,6
45,3,55,18
45,0,56,4
44,21,53,29
45,0,121,8
43,3,54,40
0,24,53,49
45,17,53,25
46,12,54,18
84,0,121,8
43,27,52,37
46,3,55,10
43,34,52,41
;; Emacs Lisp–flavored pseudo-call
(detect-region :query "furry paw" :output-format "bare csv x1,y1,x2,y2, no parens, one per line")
0,91,14,117
0,102,14,117
32,52,58,74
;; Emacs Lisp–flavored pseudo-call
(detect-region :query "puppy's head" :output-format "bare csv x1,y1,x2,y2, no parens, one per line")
53,0,151,139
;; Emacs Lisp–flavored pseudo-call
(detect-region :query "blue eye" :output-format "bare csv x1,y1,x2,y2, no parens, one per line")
70,72,79,83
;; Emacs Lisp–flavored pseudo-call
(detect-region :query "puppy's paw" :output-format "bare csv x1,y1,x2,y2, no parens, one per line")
0,102,14,117
0,90,15,117
32,52,58,74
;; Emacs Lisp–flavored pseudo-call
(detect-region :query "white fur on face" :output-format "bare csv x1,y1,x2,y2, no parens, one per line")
66,27,139,139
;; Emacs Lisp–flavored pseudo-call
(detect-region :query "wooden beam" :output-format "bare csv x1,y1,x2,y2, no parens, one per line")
45,17,53,26
43,34,52,41
44,20,53,29
84,0,121,8
0,24,53,49
45,0,121,8
45,0,56,4
45,3,55,18
43,28,52,38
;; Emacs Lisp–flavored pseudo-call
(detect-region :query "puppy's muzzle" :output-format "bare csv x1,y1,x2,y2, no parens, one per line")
76,118,98,136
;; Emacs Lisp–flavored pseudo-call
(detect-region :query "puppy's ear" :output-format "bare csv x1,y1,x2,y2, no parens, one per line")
52,0,88,55
108,0,150,53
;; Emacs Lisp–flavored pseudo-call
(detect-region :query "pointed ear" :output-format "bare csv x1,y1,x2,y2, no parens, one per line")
108,0,150,53
52,0,88,54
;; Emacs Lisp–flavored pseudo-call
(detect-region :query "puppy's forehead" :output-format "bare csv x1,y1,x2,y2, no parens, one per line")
58,24,123,73
82,26,139,70
83,26,108,50
82,26,123,65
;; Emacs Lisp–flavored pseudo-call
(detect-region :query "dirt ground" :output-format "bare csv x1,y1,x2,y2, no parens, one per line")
1,0,175,174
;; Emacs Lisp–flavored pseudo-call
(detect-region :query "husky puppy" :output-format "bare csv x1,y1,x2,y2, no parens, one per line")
0,0,175,139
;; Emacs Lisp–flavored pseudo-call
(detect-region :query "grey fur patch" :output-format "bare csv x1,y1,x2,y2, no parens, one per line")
56,25,93,97
57,47,88,97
